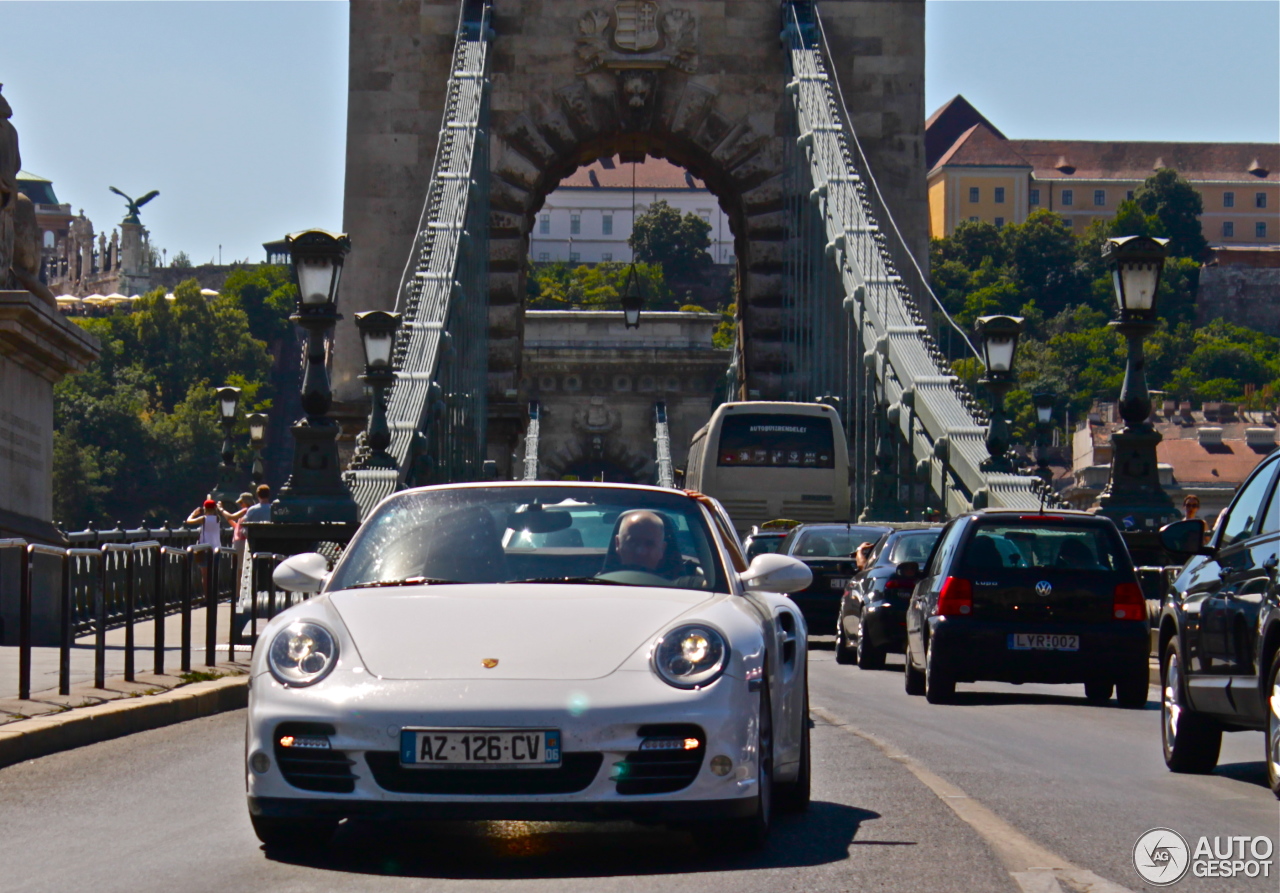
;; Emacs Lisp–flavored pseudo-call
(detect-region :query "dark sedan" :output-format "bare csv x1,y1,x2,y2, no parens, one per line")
904,510,1150,705
836,526,942,668
779,523,891,634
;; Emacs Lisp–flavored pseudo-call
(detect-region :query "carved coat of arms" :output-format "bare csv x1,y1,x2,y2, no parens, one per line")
613,1,660,52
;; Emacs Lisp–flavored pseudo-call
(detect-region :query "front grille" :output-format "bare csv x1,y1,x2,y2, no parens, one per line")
365,752,603,795
615,724,705,795
274,722,357,794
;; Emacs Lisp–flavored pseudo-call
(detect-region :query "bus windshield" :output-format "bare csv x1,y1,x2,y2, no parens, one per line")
716,413,835,468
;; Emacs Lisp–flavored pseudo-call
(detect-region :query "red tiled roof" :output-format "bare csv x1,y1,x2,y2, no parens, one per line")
559,155,704,190
925,95,1007,169
1157,438,1273,486
1007,139,1279,182
930,123,1031,173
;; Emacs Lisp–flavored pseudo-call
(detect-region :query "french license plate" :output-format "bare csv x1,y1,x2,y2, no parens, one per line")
830,578,849,589
1007,633,1079,652
399,729,562,768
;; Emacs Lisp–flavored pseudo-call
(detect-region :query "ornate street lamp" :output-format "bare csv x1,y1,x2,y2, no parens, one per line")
271,229,359,524
1032,391,1056,487
211,385,242,503
975,315,1023,474
1095,236,1177,534
621,264,643,329
247,412,268,485
351,309,401,470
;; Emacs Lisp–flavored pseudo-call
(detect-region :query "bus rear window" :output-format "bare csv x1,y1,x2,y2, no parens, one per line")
717,414,835,468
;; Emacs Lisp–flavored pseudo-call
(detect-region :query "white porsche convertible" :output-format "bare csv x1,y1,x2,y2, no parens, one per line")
246,482,813,850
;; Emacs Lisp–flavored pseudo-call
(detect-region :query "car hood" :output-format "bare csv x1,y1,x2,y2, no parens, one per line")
328,583,711,680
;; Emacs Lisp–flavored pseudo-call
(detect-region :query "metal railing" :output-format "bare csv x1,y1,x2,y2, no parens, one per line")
344,0,493,515
522,401,541,481
654,401,675,489
782,3,1049,514
1,539,308,700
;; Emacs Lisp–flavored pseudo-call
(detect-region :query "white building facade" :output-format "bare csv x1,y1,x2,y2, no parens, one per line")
529,155,734,265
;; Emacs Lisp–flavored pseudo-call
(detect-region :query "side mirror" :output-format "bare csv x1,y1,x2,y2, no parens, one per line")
896,561,921,580
740,553,813,594
1158,519,1211,560
273,552,329,593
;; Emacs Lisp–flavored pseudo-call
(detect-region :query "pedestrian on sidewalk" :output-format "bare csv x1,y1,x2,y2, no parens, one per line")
185,498,228,593
225,492,256,583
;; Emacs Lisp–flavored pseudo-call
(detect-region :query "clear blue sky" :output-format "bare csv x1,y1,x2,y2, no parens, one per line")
1,1,1276,268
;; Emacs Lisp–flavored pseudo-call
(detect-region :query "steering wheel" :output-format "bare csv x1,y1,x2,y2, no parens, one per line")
596,569,673,587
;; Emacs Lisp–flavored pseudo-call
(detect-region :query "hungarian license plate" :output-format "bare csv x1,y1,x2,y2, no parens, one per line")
1008,633,1079,652
400,729,562,768
830,577,849,590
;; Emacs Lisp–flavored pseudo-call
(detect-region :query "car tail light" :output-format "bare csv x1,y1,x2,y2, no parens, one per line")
885,577,914,590
934,577,973,617
1112,582,1146,621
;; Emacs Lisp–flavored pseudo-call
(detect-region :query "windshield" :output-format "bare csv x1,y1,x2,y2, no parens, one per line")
790,526,886,559
716,413,835,468
327,486,728,592
745,535,785,558
886,530,941,565
960,523,1127,572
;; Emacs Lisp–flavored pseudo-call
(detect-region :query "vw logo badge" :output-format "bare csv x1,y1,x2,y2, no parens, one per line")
1035,580,1053,597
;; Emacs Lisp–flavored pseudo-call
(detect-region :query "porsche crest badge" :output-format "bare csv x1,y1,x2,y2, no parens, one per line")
482,658,499,669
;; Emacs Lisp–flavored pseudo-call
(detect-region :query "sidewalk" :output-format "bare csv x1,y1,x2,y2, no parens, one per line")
0,603,259,724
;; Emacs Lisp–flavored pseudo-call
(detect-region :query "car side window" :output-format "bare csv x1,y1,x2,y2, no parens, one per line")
1220,459,1280,548
1258,459,1280,537
927,521,965,577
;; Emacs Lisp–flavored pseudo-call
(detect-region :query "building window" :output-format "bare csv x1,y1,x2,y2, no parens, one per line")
697,209,711,222
1061,189,1074,206
994,217,1004,228
539,213,550,234
1029,188,1040,206
601,252,612,262
1126,190,1134,200
993,187,1005,204
538,252,550,262
969,216,979,222
569,214,581,235
602,214,612,235
1223,221,1235,238
968,187,979,203
569,251,580,263
1257,192,1268,209
1223,192,1235,208
1257,222,1268,239
1062,218,1073,228
1093,189,1106,207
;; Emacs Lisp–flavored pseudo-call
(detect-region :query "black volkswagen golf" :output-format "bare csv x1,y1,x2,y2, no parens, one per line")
904,510,1150,705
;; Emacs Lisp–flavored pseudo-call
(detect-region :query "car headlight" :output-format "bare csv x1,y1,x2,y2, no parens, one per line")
652,624,729,689
268,622,339,687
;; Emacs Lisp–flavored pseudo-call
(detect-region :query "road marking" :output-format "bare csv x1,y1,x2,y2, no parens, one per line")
810,704,1138,893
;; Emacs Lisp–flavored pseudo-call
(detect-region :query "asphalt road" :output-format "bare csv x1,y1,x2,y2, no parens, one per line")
0,645,1274,893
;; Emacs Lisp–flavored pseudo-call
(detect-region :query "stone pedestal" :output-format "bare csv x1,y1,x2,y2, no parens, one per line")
0,291,101,542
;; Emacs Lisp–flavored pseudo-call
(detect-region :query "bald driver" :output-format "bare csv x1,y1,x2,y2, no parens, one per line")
614,510,669,574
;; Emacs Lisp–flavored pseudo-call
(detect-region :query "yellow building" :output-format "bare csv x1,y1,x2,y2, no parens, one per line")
926,95,1279,246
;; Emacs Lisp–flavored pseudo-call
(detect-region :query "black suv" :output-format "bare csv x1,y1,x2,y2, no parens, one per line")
904,510,1150,705
836,525,942,669
779,523,891,634
1155,449,1280,793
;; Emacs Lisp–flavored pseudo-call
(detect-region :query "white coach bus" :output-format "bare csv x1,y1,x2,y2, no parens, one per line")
685,402,850,533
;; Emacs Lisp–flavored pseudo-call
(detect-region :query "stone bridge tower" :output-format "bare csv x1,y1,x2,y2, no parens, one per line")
336,0,926,469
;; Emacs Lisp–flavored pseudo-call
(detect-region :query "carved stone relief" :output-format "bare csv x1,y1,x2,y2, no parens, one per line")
575,3,699,75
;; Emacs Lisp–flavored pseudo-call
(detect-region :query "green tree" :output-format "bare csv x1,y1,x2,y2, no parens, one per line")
218,264,297,344
171,251,192,269
1000,210,1085,319
1134,168,1207,260
629,199,712,281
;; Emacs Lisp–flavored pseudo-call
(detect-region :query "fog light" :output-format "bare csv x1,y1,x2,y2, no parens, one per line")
249,751,271,773
278,733,330,750
709,755,733,776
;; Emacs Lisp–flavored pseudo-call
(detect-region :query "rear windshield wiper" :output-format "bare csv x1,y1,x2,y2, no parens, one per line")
346,577,463,589
509,576,635,586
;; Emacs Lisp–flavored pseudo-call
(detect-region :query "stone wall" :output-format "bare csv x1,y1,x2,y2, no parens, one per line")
1198,263,1280,336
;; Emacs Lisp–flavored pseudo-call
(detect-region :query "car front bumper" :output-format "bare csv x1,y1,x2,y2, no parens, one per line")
927,617,1150,684
245,671,762,822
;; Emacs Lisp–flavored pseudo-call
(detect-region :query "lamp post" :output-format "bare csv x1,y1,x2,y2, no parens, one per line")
211,385,242,503
1032,391,1056,488
351,310,402,470
1094,235,1178,534
247,412,268,485
975,315,1023,474
271,229,360,524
